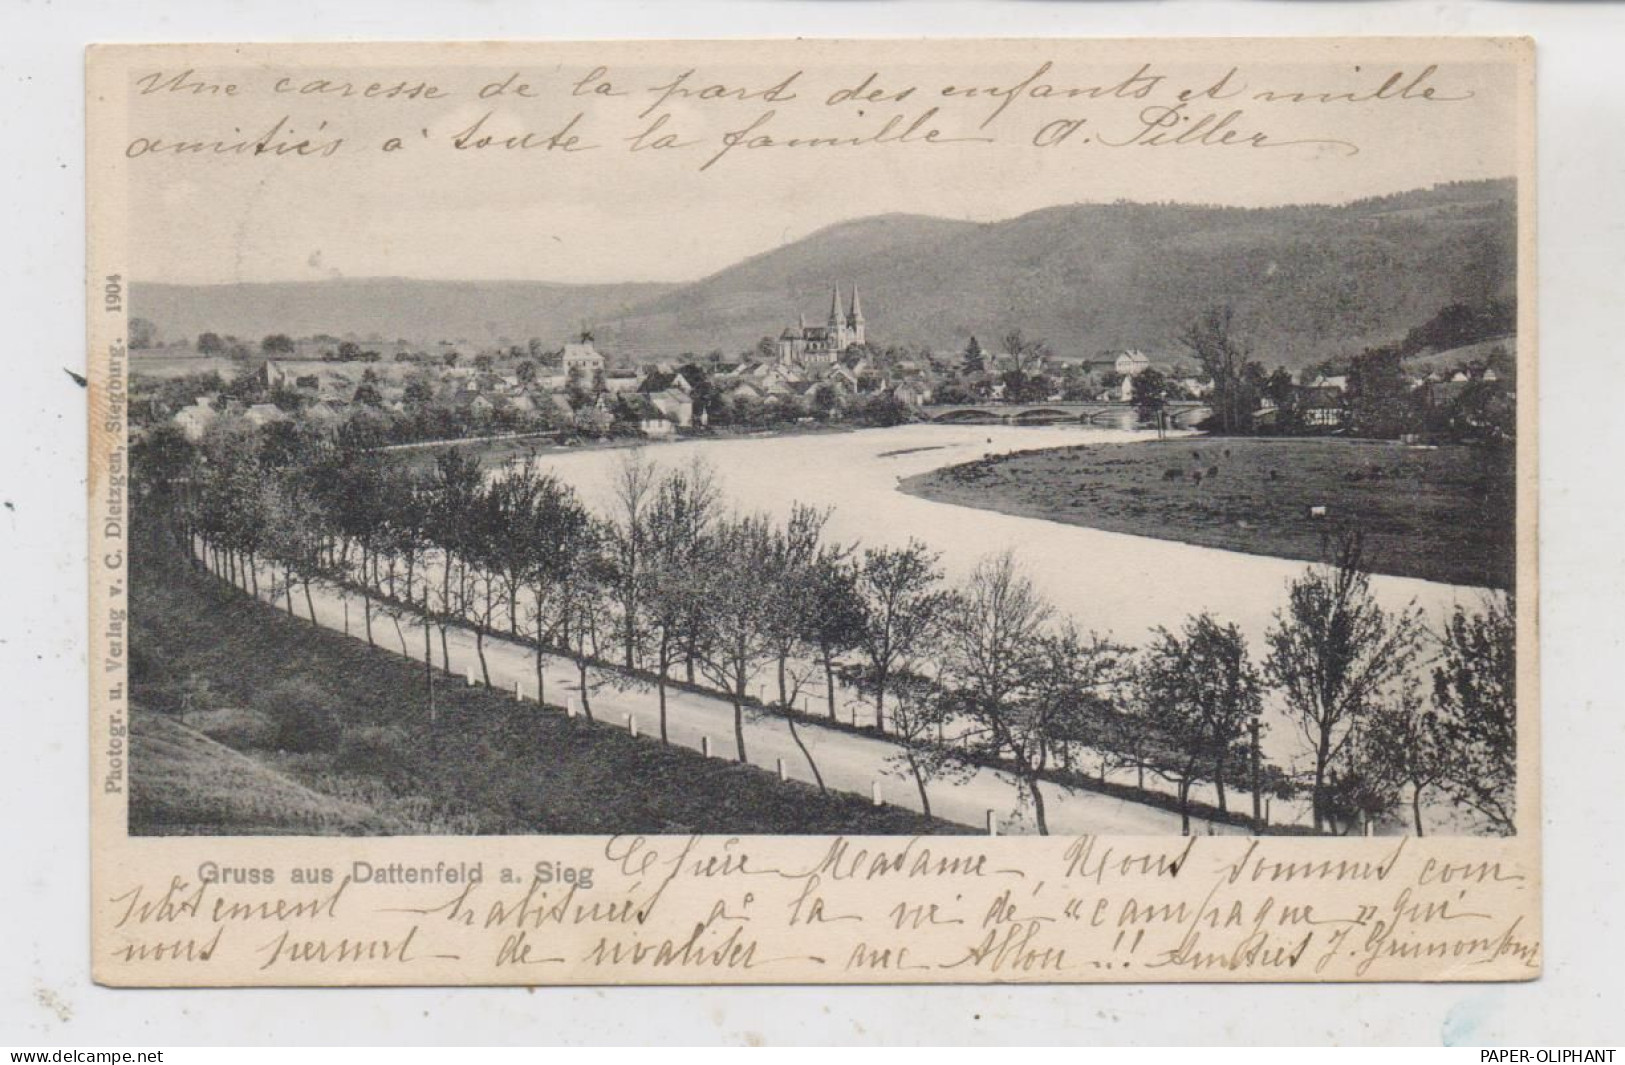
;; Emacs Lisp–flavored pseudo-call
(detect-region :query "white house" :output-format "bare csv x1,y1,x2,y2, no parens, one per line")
1115,350,1152,377
172,397,219,441
562,336,606,379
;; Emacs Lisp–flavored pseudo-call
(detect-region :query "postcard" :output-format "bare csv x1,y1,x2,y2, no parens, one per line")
87,36,1537,985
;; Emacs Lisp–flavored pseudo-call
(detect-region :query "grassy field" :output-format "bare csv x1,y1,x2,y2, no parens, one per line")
129,351,241,380
130,519,965,836
131,707,410,835
901,437,1515,589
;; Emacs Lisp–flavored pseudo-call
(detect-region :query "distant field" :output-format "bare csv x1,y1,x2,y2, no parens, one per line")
901,437,1515,589
129,351,239,380
130,519,963,836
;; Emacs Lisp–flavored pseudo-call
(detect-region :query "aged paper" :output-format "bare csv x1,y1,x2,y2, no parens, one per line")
87,37,1537,986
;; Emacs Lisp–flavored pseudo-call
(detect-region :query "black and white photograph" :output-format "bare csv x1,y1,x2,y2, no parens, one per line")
115,42,1524,844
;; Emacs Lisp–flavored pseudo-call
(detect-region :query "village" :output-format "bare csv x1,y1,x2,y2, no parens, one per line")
131,284,1515,452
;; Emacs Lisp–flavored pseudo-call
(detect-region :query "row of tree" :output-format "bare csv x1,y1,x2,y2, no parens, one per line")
142,426,1516,837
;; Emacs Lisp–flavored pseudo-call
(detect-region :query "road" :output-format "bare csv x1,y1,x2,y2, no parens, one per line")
222,549,1251,837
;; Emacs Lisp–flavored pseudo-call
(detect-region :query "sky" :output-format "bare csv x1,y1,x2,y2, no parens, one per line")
111,38,1526,285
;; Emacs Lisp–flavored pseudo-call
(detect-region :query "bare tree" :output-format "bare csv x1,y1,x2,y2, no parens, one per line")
641,461,720,743
516,468,593,712
607,448,659,671
803,550,866,722
424,450,484,675
942,552,1126,835
883,667,967,818
1365,681,1448,836
556,519,614,721
760,504,839,790
693,513,780,762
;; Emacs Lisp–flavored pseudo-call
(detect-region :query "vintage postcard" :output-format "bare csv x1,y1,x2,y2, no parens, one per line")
87,37,1537,986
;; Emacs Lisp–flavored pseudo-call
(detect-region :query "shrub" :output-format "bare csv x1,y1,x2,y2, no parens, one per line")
255,678,344,753
334,725,412,776
193,706,280,749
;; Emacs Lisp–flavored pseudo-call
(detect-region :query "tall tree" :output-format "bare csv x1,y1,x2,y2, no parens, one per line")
853,539,950,733
1131,367,1170,425
555,519,613,720
1365,682,1448,836
803,551,866,721
1265,535,1424,832
883,667,965,818
693,514,780,762
1179,305,1254,434
759,504,838,790
1137,613,1262,832
1432,595,1517,835
607,449,658,671
960,335,985,376
939,552,1050,830
640,460,720,743
517,472,593,711
424,449,484,674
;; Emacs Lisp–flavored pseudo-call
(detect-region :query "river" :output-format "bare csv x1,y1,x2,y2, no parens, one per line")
525,422,1491,776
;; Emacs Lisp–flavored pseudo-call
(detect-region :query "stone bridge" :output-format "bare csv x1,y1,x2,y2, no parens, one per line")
919,400,1212,428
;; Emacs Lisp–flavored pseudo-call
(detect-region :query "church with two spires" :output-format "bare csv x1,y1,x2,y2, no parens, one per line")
776,284,868,367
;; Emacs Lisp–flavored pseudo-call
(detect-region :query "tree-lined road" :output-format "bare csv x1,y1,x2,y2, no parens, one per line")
227,551,1251,836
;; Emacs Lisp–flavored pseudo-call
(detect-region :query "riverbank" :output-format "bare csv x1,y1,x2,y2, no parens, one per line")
129,519,964,837
900,437,1514,589
383,420,862,474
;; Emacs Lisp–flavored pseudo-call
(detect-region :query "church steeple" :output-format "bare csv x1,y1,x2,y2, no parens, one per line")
846,285,865,345
827,283,843,327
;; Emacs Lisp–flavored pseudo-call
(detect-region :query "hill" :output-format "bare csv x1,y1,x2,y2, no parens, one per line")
131,277,676,350
592,181,1514,369
134,180,1515,372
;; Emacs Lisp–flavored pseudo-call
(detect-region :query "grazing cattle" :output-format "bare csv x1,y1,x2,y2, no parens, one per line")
1309,505,1328,518
1207,465,1219,479
1162,468,1183,481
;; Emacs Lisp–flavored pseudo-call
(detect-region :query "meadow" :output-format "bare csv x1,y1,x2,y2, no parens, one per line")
901,437,1515,589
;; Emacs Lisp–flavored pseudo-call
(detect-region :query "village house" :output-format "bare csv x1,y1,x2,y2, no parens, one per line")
1299,385,1346,426
648,389,694,428
172,397,219,441
725,380,766,404
616,395,676,437
452,392,496,417
561,335,606,381
602,370,642,394
893,380,933,408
